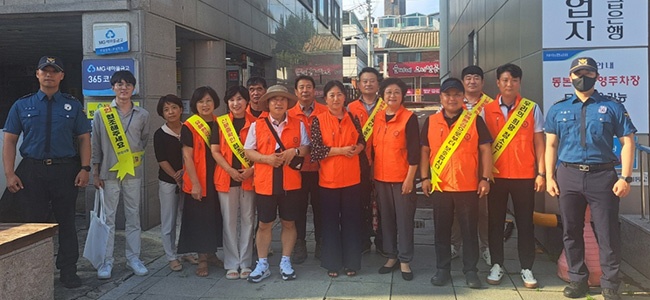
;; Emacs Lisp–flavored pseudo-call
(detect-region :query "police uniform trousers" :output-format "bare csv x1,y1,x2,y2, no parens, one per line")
16,158,80,272
320,184,362,271
432,191,479,273
487,178,536,269
375,181,416,263
296,171,322,242
557,163,621,290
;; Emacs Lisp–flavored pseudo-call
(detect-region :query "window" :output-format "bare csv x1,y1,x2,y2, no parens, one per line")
331,1,341,37
379,17,396,28
316,0,329,27
299,0,313,12
343,45,351,57
397,52,421,62
404,16,425,27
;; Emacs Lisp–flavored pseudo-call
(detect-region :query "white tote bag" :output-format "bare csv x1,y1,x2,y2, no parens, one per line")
83,187,110,269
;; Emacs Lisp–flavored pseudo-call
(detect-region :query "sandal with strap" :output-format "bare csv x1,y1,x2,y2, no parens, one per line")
226,269,239,280
240,267,252,279
196,254,209,277
344,268,357,277
328,270,339,278
180,255,199,265
169,259,183,272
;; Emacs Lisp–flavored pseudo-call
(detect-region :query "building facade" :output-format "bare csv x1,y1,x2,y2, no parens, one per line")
0,0,342,229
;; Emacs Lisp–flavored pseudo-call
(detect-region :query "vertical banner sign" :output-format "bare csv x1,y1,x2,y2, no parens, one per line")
93,23,130,55
82,59,137,97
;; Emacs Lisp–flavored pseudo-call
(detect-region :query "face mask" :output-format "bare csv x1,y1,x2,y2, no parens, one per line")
571,75,597,92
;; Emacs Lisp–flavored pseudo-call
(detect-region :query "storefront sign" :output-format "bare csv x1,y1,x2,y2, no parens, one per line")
82,59,137,97
543,0,648,48
542,48,648,133
388,62,440,78
295,64,342,76
93,23,130,55
407,88,439,96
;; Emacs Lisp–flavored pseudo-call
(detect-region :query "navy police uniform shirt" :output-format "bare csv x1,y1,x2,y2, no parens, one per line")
3,90,91,160
544,91,636,164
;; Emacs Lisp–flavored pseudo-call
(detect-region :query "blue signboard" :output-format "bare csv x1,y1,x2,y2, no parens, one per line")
82,59,136,97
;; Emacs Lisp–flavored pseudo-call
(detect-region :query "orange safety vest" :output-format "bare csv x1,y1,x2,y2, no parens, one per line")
372,106,412,183
427,111,480,192
214,112,257,192
182,115,217,197
288,101,328,172
315,111,361,189
483,95,537,179
252,115,302,195
246,105,269,119
348,98,382,164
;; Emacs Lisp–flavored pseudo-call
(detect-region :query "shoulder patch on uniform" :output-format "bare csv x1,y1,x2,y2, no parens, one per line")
18,93,35,100
599,93,620,103
553,97,569,105
62,93,80,102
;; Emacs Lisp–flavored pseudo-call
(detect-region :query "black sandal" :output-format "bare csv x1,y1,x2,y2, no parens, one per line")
328,270,339,277
344,268,357,277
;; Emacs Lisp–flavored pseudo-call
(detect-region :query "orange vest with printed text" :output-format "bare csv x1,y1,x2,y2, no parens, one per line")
252,116,302,195
182,115,216,198
427,112,479,192
288,101,328,172
372,106,412,183
214,112,257,192
483,95,536,179
316,111,361,189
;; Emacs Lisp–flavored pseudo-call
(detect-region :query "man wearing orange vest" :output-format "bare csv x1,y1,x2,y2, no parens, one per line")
288,75,328,263
244,85,310,283
246,77,269,119
347,67,385,256
421,78,493,289
483,63,545,289
449,65,493,264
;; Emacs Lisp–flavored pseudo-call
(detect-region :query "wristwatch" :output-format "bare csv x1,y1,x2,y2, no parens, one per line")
295,148,300,156
620,176,633,183
481,176,491,183
81,165,91,172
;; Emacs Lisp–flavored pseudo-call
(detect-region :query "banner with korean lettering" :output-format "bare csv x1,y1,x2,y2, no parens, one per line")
388,62,440,78
543,0,648,48
542,48,648,133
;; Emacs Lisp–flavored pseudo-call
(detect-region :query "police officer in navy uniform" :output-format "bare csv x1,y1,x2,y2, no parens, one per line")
2,56,91,288
545,57,636,300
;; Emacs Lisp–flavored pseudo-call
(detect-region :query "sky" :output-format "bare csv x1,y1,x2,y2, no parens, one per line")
342,0,439,18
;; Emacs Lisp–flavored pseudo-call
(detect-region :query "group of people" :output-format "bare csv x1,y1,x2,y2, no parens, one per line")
2,55,634,300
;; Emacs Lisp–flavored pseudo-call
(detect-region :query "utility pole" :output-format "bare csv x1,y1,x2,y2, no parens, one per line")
366,0,374,68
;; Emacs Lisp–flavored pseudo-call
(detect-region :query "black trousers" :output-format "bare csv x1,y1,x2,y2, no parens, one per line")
432,191,478,273
319,184,362,271
487,178,536,269
15,158,80,272
296,171,322,241
360,156,381,246
556,164,621,290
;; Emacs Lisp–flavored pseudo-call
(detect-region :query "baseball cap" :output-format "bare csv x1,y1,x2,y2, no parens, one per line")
440,78,465,93
38,56,64,72
570,57,598,73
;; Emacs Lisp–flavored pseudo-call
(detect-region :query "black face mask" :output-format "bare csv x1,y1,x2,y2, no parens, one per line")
571,75,597,92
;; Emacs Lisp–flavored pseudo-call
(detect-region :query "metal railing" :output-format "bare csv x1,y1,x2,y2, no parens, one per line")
636,143,650,220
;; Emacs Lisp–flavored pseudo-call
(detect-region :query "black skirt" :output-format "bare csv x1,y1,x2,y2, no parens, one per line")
177,179,223,254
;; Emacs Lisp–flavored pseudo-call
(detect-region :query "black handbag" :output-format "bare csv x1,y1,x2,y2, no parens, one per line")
264,118,304,170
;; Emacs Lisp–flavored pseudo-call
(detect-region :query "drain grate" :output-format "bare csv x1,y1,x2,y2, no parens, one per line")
414,219,426,228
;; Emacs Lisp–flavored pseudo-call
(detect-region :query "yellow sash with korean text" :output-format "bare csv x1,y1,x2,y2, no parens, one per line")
217,114,251,169
429,109,480,192
491,98,536,174
187,114,211,146
470,94,493,113
362,98,387,141
99,106,137,181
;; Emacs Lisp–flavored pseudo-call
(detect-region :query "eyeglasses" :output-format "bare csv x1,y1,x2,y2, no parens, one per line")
115,82,134,89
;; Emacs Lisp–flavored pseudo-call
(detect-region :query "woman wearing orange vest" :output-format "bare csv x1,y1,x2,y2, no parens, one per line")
310,80,365,277
177,86,223,277
420,78,493,289
482,64,545,289
210,86,257,280
373,78,420,281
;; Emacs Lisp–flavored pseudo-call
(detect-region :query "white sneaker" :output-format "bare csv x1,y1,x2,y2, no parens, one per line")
481,248,491,266
450,245,459,260
97,261,113,279
486,264,504,285
521,269,538,288
248,261,270,283
127,258,149,276
280,258,296,281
